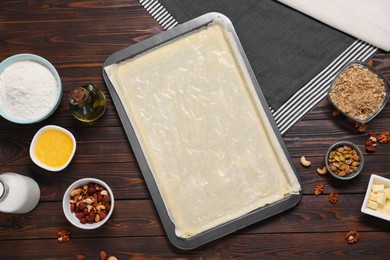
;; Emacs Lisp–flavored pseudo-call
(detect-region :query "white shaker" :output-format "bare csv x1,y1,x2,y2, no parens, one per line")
0,172,40,214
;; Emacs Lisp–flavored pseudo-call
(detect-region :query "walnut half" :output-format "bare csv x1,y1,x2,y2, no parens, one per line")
329,193,339,204
57,230,70,242
365,140,376,152
345,230,359,244
378,132,390,144
315,184,325,196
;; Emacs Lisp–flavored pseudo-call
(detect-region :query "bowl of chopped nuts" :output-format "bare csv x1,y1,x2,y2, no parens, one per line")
62,178,114,229
328,61,390,124
325,141,364,180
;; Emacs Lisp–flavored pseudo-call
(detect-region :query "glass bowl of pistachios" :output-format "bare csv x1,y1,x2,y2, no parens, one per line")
325,141,364,180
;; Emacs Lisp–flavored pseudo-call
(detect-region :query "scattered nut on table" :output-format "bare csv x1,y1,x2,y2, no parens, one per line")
316,166,327,175
345,230,359,244
314,184,324,196
57,230,70,242
300,156,311,167
365,140,376,152
377,131,390,144
329,193,339,204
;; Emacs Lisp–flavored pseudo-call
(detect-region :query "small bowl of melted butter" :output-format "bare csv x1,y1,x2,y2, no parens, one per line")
30,125,76,172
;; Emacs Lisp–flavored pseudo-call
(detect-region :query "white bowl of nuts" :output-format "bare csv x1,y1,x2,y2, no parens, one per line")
62,178,114,229
325,141,364,180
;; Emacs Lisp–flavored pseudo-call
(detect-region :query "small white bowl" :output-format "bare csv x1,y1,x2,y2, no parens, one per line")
63,178,114,229
361,174,390,222
0,53,62,124
30,125,76,172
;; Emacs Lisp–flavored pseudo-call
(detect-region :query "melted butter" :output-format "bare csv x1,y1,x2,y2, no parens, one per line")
34,129,74,167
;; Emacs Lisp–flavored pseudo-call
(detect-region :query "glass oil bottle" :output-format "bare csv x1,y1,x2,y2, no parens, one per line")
69,84,106,122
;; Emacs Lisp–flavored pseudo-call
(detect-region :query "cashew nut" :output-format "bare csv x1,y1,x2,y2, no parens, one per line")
96,205,105,212
317,166,328,175
86,205,93,212
83,198,94,205
300,156,311,167
70,188,82,197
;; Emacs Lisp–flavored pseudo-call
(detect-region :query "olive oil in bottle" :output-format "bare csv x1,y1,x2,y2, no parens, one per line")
69,84,106,122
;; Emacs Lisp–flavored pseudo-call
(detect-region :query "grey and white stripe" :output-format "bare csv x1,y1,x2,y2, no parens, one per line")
138,0,377,135
139,0,178,29
273,40,377,134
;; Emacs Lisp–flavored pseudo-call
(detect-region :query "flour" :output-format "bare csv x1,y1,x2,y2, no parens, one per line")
0,60,59,121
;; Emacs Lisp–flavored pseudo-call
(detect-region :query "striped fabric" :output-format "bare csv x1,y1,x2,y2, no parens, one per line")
139,0,378,135
139,0,178,29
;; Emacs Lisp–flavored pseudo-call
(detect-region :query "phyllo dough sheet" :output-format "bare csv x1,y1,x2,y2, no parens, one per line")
106,23,301,238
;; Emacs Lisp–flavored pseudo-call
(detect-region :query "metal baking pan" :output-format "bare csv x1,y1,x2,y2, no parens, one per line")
103,12,302,250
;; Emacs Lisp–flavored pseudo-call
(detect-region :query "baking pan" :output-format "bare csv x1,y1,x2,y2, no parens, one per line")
103,12,302,250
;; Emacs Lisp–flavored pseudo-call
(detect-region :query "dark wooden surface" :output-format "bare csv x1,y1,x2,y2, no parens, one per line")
1,1,389,259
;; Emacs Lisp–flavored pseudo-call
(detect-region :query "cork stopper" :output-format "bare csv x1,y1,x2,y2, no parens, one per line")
70,87,87,104
71,87,87,102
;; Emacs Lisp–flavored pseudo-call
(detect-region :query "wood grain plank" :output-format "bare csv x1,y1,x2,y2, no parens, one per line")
1,232,390,259
0,0,152,23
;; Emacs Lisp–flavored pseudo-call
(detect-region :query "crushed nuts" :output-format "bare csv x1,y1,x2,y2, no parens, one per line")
315,184,324,196
345,230,359,244
329,64,387,122
70,182,112,224
377,131,390,144
329,192,339,204
57,230,70,242
328,145,360,177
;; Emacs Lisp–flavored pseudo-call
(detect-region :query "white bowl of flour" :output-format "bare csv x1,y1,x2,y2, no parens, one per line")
0,54,62,124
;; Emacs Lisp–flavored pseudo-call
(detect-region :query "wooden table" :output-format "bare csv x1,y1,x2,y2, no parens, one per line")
1,1,389,259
